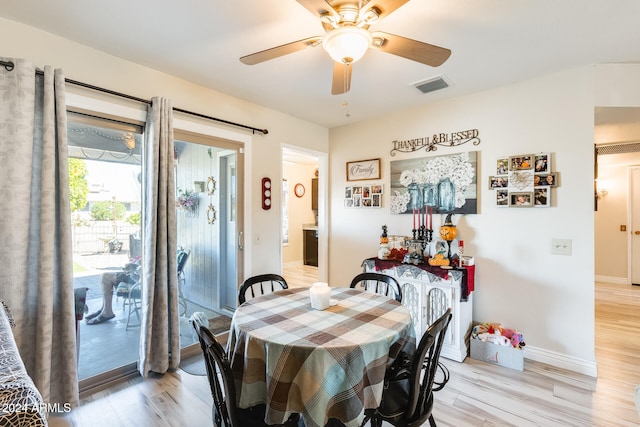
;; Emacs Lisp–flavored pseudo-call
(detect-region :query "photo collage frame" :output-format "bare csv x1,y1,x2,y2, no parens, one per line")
344,184,383,208
489,153,558,208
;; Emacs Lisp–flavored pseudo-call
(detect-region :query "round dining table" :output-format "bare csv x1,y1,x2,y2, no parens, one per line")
227,287,416,427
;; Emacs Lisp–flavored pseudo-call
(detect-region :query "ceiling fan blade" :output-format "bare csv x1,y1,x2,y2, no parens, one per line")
361,0,410,21
371,31,451,67
240,37,323,65
296,0,340,19
331,62,352,95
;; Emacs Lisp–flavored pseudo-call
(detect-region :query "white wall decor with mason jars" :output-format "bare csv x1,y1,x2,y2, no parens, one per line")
389,151,478,216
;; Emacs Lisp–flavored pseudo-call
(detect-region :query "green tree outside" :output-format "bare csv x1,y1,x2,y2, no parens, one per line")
127,212,141,225
91,200,126,221
68,158,88,212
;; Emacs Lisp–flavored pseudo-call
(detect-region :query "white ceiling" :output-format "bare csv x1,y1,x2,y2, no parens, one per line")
2,0,640,129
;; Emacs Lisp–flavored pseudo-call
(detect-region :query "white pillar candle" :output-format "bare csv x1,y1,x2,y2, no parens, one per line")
310,282,331,310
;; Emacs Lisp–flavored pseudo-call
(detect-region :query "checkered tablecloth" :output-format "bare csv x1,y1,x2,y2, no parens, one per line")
227,287,416,427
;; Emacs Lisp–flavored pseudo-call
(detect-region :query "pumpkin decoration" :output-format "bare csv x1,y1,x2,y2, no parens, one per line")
439,213,458,242
428,253,450,266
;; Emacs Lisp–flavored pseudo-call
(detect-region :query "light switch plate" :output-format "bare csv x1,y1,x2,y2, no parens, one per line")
552,238,572,256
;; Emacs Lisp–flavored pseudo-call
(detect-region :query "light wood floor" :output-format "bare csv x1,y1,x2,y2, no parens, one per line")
49,277,640,427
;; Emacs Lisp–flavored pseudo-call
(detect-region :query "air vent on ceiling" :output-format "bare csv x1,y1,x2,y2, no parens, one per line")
413,75,451,94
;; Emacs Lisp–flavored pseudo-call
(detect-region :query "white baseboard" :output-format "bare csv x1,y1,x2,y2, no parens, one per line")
595,275,628,285
524,346,597,377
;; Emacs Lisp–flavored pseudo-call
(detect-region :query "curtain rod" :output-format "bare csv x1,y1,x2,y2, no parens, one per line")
0,59,268,135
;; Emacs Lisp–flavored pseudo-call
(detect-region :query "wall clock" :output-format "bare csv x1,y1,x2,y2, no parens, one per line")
294,183,305,198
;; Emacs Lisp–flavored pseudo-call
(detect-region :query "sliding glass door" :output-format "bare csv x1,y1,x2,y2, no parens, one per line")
67,113,244,386
67,112,144,384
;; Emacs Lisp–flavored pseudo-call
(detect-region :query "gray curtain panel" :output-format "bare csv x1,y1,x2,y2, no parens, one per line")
0,59,79,406
139,97,180,376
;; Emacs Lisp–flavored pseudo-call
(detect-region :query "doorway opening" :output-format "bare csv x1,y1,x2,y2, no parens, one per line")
282,147,326,287
595,140,640,285
173,130,244,351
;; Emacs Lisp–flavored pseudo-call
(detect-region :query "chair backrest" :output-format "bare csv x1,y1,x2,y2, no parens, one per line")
238,274,288,305
350,272,402,302
405,308,452,425
192,316,240,427
177,249,190,276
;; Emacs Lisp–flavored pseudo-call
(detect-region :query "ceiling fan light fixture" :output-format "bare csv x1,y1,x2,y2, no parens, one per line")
323,27,372,64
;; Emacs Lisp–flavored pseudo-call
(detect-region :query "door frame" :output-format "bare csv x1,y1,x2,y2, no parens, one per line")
281,144,329,282
172,124,249,317
628,166,640,285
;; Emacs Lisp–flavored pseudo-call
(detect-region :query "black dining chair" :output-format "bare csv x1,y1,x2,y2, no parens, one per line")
192,317,300,427
367,308,452,427
238,274,288,305
349,272,402,302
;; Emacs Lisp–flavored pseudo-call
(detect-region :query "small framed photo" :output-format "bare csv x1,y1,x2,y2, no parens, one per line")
344,198,354,208
496,189,508,207
489,176,508,189
371,184,383,195
346,158,381,181
534,187,550,207
362,185,371,198
538,173,557,187
509,192,533,207
496,157,509,175
509,154,534,171
345,186,353,199
534,153,550,173
372,194,381,207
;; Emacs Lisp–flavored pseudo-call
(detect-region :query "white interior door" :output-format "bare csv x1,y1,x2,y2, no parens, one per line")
630,167,640,285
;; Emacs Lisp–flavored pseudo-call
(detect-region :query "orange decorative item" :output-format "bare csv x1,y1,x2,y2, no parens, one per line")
428,253,450,266
439,213,458,241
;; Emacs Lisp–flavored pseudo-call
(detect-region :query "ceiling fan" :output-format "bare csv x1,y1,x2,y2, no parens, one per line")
240,0,451,95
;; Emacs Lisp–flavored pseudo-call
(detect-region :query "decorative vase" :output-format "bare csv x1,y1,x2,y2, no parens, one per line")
437,178,455,212
423,183,438,207
407,182,423,210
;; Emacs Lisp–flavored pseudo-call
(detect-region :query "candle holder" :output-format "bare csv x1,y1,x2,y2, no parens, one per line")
310,282,331,310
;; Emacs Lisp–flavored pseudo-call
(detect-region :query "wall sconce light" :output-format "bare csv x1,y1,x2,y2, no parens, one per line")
597,188,608,200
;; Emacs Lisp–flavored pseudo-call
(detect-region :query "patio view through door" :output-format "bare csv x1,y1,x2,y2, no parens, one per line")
68,112,144,384
69,114,243,387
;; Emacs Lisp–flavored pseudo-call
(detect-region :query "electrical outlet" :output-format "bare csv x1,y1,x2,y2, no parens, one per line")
551,238,572,256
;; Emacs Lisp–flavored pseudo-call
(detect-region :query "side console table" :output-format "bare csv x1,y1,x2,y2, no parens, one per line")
363,258,474,362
